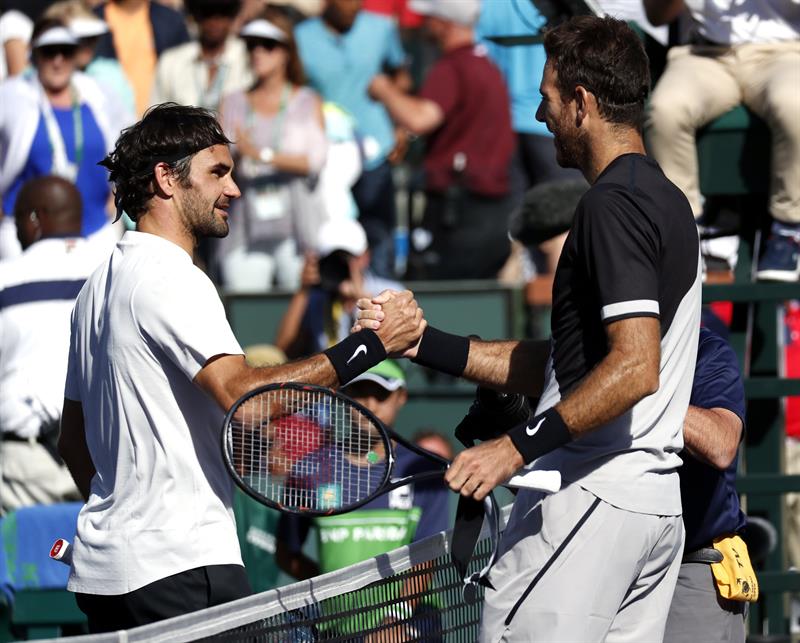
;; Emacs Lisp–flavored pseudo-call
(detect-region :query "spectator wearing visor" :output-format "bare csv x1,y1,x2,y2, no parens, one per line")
217,10,327,292
152,0,252,113
275,218,402,359
0,18,129,260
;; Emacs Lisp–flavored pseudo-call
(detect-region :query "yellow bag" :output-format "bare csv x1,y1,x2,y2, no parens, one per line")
710,534,759,602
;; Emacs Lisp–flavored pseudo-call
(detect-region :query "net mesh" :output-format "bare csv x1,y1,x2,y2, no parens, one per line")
45,508,510,643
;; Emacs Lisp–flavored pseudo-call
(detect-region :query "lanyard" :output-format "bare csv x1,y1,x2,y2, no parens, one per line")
197,58,229,111
39,82,83,177
246,83,291,152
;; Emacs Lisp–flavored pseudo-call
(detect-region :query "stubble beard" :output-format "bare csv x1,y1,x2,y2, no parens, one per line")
179,185,229,240
553,114,588,171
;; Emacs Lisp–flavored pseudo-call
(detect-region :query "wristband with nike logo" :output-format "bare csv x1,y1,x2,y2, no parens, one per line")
325,329,387,386
412,326,470,377
507,407,571,464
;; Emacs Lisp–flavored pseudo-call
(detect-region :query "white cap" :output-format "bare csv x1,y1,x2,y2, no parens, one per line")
408,0,481,26
69,16,109,39
316,218,368,258
239,19,288,43
32,26,78,49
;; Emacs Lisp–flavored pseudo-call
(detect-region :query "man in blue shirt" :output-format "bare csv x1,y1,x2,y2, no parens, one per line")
295,0,410,279
665,325,748,642
475,1,584,276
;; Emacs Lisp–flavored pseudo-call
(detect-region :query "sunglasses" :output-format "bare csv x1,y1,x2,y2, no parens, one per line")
244,38,284,53
36,44,78,60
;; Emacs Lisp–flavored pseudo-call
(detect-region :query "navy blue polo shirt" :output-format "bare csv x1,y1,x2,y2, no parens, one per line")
680,327,747,551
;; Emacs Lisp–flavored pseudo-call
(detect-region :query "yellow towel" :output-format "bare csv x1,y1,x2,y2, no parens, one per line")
710,534,759,602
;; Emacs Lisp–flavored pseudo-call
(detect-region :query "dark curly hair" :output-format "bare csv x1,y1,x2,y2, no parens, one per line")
100,103,231,222
544,16,651,130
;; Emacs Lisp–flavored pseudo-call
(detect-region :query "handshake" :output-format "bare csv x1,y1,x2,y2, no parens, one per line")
350,289,428,359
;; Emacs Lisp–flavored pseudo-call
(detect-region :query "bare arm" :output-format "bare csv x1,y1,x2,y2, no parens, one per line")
58,399,95,501
3,39,28,77
643,0,686,26
444,316,661,500
683,406,742,470
555,316,660,436
462,338,551,398
197,290,426,411
368,74,444,136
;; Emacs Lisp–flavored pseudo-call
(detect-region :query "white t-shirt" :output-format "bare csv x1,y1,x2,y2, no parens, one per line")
0,238,102,438
0,10,32,81
64,231,245,595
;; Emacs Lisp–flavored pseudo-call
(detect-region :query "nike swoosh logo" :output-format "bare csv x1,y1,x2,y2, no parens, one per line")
526,417,546,437
346,344,368,364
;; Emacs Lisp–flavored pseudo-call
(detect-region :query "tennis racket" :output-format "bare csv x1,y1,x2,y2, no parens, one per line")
221,382,559,516
221,382,560,594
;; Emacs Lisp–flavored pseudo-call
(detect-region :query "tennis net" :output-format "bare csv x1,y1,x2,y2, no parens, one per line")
43,506,512,643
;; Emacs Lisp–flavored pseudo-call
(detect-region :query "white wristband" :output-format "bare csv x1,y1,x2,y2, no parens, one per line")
259,147,275,164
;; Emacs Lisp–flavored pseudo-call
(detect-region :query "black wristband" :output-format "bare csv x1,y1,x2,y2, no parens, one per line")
412,326,470,377
507,407,571,465
324,329,387,386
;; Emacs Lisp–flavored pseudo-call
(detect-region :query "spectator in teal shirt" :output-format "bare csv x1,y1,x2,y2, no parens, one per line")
295,0,410,279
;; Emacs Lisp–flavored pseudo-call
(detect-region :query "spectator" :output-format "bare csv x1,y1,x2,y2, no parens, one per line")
275,218,401,358
295,0,411,279
276,360,450,636
318,102,362,222
476,0,585,279
43,1,136,115
217,12,327,292
92,0,190,115
665,326,749,642
0,8,31,80
369,0,515,280
0,18,128,260
152,0,252,112
644,0,800,282
0,177,103,512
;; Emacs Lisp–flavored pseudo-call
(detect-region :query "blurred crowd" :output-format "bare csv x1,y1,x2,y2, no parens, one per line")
0,0,798,587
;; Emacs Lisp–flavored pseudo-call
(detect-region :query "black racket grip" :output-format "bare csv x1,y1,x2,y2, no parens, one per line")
451,495,485,581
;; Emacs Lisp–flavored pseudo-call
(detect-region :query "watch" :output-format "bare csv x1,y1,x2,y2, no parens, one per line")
258,147,275,164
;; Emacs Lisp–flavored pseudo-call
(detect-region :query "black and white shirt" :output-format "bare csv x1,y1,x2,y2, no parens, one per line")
533,153,701,516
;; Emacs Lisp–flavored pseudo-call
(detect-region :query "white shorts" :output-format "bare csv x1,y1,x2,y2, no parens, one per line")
481,483,684,643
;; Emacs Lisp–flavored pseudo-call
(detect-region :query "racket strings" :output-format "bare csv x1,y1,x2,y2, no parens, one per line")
226,387,391,513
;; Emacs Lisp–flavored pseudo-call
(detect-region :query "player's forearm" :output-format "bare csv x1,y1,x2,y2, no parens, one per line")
682,406,742,470
556,345,659,437
463,338,550,397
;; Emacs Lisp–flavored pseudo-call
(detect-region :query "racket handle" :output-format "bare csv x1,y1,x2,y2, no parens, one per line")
504,469,561,494
49,538,73,566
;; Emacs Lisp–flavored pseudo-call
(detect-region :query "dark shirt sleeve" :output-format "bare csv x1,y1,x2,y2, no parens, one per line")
690,327,746,427
580,186,661,324
419,59,459,119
